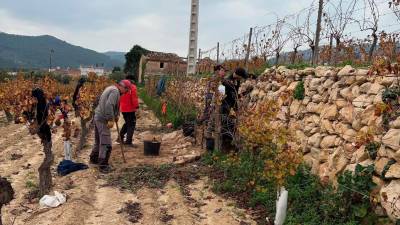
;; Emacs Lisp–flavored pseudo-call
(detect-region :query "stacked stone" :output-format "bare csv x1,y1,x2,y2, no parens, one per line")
240,65,400,220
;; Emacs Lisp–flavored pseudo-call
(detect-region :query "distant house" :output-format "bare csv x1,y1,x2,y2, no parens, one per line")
138,51,187,83
197,57,217,73
6,72,17,76
67,68,81,78
50,68,81,78
80,65,106,76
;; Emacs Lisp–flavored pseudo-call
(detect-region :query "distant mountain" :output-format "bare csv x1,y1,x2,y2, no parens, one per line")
103,51,126,65
0,32,123,69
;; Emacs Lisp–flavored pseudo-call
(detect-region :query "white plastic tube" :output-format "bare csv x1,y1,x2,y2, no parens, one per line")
64,141,72,160
274,186,288,225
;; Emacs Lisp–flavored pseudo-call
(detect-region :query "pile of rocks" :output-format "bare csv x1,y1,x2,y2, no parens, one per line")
165,77,209,110
162,130,201,165
239,65,400,220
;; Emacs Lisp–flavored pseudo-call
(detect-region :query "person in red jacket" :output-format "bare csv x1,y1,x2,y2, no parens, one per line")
119,75,139,146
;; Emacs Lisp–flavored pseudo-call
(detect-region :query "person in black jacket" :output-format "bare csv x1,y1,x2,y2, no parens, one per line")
72,77,87,116
32,88,51,142
220,67,247,150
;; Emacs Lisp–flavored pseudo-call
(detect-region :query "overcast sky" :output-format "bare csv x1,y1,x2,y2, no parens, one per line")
0,0,398,56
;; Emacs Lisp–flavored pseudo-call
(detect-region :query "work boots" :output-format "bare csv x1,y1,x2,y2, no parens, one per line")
89,152,99,164
99,146,112,173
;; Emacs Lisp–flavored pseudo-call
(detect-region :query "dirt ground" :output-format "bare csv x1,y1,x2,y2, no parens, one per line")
1,102,257,225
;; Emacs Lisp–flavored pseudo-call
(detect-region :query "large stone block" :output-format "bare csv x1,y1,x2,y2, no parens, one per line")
385,163,400,179
350,146,368,164
338,65,356,76
368,83,384,95
339,105,355,123
340,87,353,101
353,94,373,108
375,157,391,175
359,82,372,94
328,147,349,176
321,104,338,120
380,180,400,220
308,133,322,148
320,135,339,149
382,129,400,150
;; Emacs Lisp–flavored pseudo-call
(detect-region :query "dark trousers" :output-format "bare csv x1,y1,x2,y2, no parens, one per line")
120,112,136,144
90,119,112,166
220,103,236,151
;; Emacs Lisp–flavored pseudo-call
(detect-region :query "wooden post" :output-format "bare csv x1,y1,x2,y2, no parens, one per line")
244,27,253,70
216,42,220,64
198,48,202,74
215,103,222,151
313,0,324,65
176,59,179,77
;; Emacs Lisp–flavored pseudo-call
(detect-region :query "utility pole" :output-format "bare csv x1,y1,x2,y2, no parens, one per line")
198,48,202,62
187,0,199,75
49,49,54,72
313,0,323,65
244,27,253,70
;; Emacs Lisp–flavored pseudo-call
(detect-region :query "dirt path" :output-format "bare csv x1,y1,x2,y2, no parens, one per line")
1,102,256,225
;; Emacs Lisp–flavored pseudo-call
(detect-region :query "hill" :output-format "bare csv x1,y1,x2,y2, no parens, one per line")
103,51,126,65
0,32,123,69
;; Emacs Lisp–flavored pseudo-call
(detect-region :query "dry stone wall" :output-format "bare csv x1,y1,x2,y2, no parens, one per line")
239,65,400,220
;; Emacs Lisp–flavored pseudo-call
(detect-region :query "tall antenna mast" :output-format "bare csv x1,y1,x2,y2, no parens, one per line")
186,0,199,75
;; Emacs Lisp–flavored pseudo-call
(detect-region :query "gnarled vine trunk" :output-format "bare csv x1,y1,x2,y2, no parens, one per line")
0,177,14,225
4,110,13,123
38,140,53,197
275,51,280,67
292,47,299,64
369,32,378,62
77,118,90,152
335,37,341,66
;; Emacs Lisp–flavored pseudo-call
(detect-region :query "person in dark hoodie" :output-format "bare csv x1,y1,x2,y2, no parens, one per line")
32,88,51,142
220,67,247,149
72,77,87,116
89,80,131,173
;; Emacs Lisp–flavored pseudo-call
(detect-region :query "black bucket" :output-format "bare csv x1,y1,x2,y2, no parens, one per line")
205,138,215,152
182,123,195,137
144,140,161,156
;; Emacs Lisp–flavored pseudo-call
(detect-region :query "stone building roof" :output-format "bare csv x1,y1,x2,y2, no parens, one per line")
144,51,184,63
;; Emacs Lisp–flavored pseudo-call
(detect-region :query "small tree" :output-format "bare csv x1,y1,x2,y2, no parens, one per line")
389,0,400,22
354,0,380,62
288,13,306,64
324,0,358,64
238,100,302,187
270,17,289,67
112,66,121,73
300,6,318,64
124,45,149,81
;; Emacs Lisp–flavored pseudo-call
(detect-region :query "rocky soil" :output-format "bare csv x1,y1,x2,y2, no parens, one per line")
1,102,256,225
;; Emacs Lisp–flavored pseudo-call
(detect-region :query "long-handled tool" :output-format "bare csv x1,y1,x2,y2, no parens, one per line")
115,118,127,163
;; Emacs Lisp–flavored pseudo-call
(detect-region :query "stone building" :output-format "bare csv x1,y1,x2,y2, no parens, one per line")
138,51,187,83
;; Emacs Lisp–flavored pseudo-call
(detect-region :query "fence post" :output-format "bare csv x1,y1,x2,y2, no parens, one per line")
313,0,324,65
198,48,202,74
244,27,253,70
217,42,220,64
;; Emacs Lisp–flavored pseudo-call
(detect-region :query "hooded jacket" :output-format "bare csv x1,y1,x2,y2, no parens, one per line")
120,84,139,113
